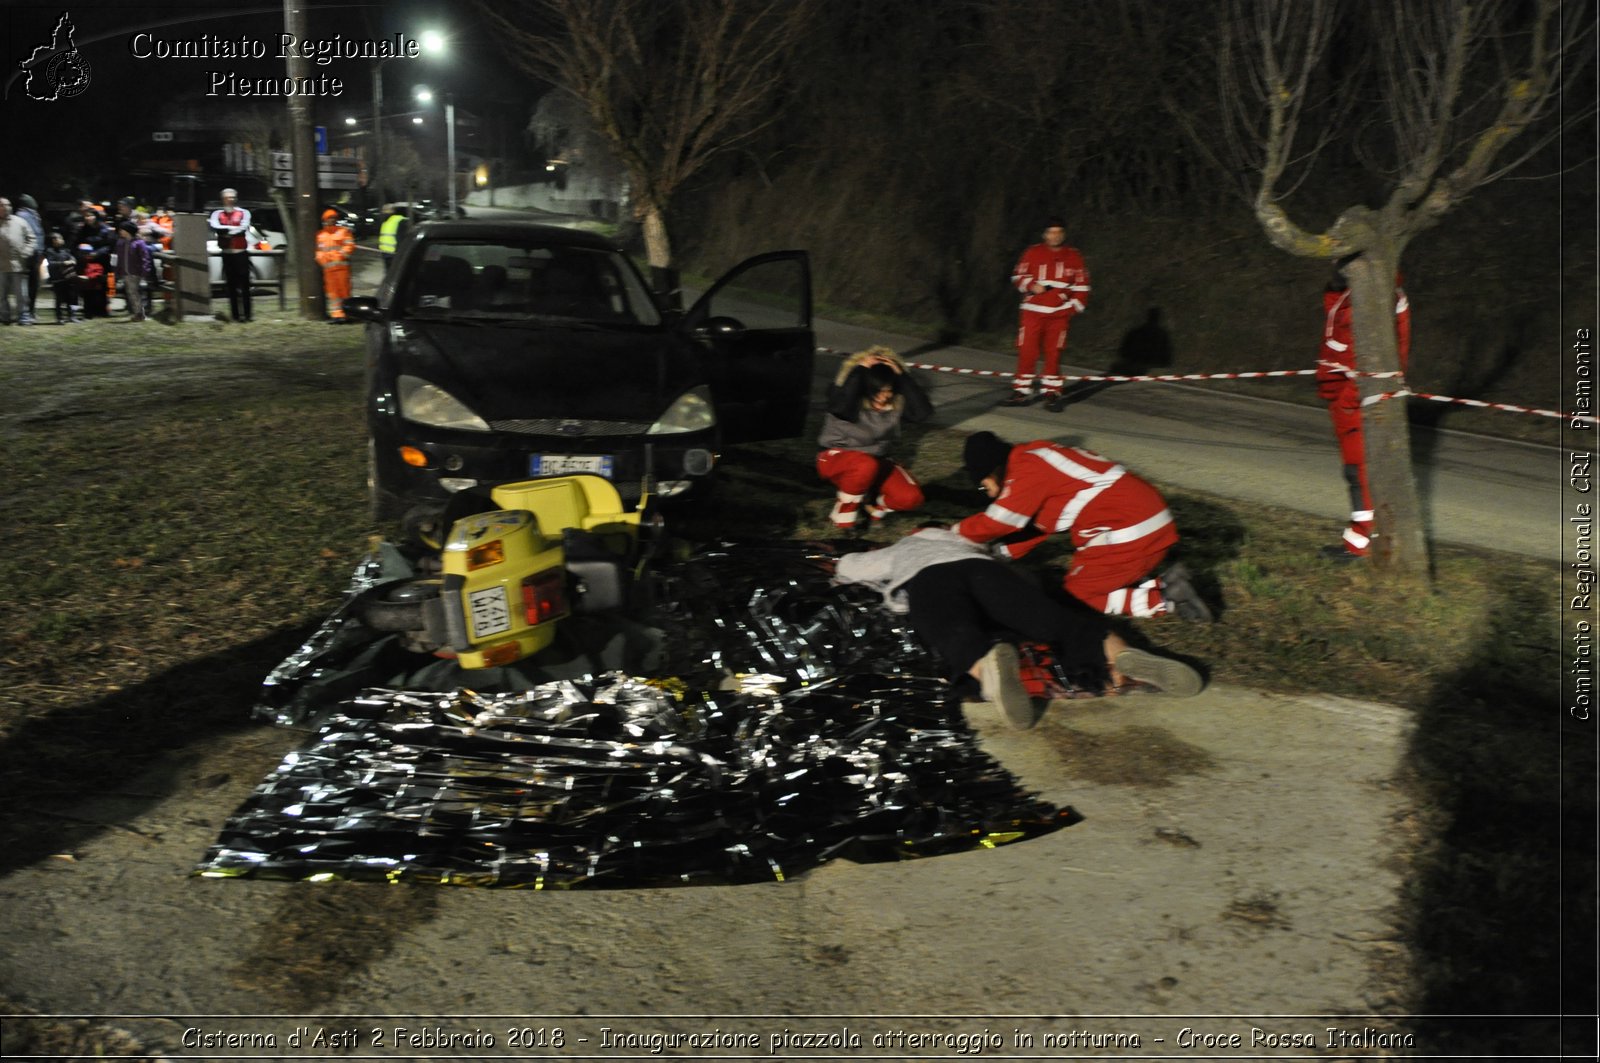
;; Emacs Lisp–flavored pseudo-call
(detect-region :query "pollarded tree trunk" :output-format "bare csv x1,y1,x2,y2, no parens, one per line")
1259,200,1431,581
1342,249,1429,576
639,200,672,271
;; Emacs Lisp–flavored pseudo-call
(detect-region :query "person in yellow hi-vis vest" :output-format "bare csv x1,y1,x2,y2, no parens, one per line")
315,209,356,322
377,204,408,271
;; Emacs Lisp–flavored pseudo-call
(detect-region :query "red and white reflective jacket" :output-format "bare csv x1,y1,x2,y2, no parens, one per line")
1316,277,1410,405
954,441,1173,560
1012,242,1090,316
208,206,252,252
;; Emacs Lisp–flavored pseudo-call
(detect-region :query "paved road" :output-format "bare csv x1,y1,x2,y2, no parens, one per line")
813,319,1562,562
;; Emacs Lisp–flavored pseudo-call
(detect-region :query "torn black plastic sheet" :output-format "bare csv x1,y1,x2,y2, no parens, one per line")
197,674,1077,887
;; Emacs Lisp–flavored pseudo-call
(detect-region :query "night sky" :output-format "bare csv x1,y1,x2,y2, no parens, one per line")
0,1,529,199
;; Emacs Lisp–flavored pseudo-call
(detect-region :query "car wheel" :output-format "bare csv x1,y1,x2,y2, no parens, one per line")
357,577,442,632
368,440,408,522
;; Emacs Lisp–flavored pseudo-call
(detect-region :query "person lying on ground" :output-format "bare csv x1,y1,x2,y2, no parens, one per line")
833,525,1203,729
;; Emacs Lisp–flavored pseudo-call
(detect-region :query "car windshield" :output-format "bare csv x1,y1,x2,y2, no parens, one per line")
401,241,662,326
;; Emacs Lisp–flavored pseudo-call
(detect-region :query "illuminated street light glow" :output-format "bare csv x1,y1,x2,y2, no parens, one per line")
412,84,457,217
373,29,443,204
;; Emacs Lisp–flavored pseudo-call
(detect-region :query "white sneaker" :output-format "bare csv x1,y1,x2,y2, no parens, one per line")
978,642,1036,728
1113,648,1203,697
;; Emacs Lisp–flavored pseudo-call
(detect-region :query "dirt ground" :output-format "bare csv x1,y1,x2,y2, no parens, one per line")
0,253,1572,1060
0,675,1421,1058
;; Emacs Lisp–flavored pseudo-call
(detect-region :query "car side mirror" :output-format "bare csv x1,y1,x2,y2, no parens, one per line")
343,296,383,323
692,315,746,338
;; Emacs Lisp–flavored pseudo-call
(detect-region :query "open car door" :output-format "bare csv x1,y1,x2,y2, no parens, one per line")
682,250,814,444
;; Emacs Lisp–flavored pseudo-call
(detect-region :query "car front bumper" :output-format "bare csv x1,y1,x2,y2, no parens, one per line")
373,424,720,508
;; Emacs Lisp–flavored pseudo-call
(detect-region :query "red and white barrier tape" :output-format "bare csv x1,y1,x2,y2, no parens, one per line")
910,361,1320,383
1366,388,1589,423
819,349,1595,425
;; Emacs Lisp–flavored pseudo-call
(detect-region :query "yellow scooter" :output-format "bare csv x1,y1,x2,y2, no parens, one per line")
357,474,652,669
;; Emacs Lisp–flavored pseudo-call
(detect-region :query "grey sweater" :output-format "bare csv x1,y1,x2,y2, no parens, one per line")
833,528,993,613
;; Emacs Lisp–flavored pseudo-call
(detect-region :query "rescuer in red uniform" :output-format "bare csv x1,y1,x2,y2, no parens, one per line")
1315,254,1411,560
954,431,1211,620
1003,216,1090,411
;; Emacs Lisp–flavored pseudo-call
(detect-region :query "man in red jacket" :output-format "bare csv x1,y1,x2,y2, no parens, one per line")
1315,254,1411,561
208,188,254,322
953,431,1211,620
1004,216,1090,411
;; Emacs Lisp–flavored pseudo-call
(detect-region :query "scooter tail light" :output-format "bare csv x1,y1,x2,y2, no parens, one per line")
521,570,569,625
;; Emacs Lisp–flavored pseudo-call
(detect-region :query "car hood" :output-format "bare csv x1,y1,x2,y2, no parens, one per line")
393,319,701,422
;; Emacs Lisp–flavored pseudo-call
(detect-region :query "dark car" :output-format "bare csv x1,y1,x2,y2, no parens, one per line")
345,221,814,519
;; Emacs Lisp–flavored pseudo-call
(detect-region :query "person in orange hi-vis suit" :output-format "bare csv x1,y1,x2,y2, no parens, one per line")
1003,215,1090,411
315,209,356,322
1314,253,1411,561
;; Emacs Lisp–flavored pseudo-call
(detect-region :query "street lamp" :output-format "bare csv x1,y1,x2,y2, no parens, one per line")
371,29,444,204
414,85,457,218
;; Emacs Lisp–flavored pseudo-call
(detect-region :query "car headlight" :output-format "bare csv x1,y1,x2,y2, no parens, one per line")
398,375,490,431
647,386,716,435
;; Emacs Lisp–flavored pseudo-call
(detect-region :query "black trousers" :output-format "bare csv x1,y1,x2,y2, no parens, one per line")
901,559,1108,680
221,252,253,320
23,252,42,316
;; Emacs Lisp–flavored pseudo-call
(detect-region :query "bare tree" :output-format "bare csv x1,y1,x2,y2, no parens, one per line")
476,0,814,275
1166,0,1592,580
381,135,429,211
234,107,296,245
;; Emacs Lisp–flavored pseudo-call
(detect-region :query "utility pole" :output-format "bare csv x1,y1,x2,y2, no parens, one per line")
371,64,384,205
284,0,322,320
446,93,457,218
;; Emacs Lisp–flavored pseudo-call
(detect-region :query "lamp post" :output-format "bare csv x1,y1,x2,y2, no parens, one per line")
370,60,392,204
371,29,443,205
414,85,457,218
445,93,457,218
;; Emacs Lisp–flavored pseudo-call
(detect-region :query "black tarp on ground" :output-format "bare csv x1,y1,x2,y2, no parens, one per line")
195,541,1079,887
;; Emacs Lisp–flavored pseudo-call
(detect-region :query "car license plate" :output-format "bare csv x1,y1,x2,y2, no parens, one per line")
532,454,614,477
467,585,512,638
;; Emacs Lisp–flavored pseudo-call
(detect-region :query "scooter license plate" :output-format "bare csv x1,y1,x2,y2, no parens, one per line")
467,585,512,638
531,454,614,477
